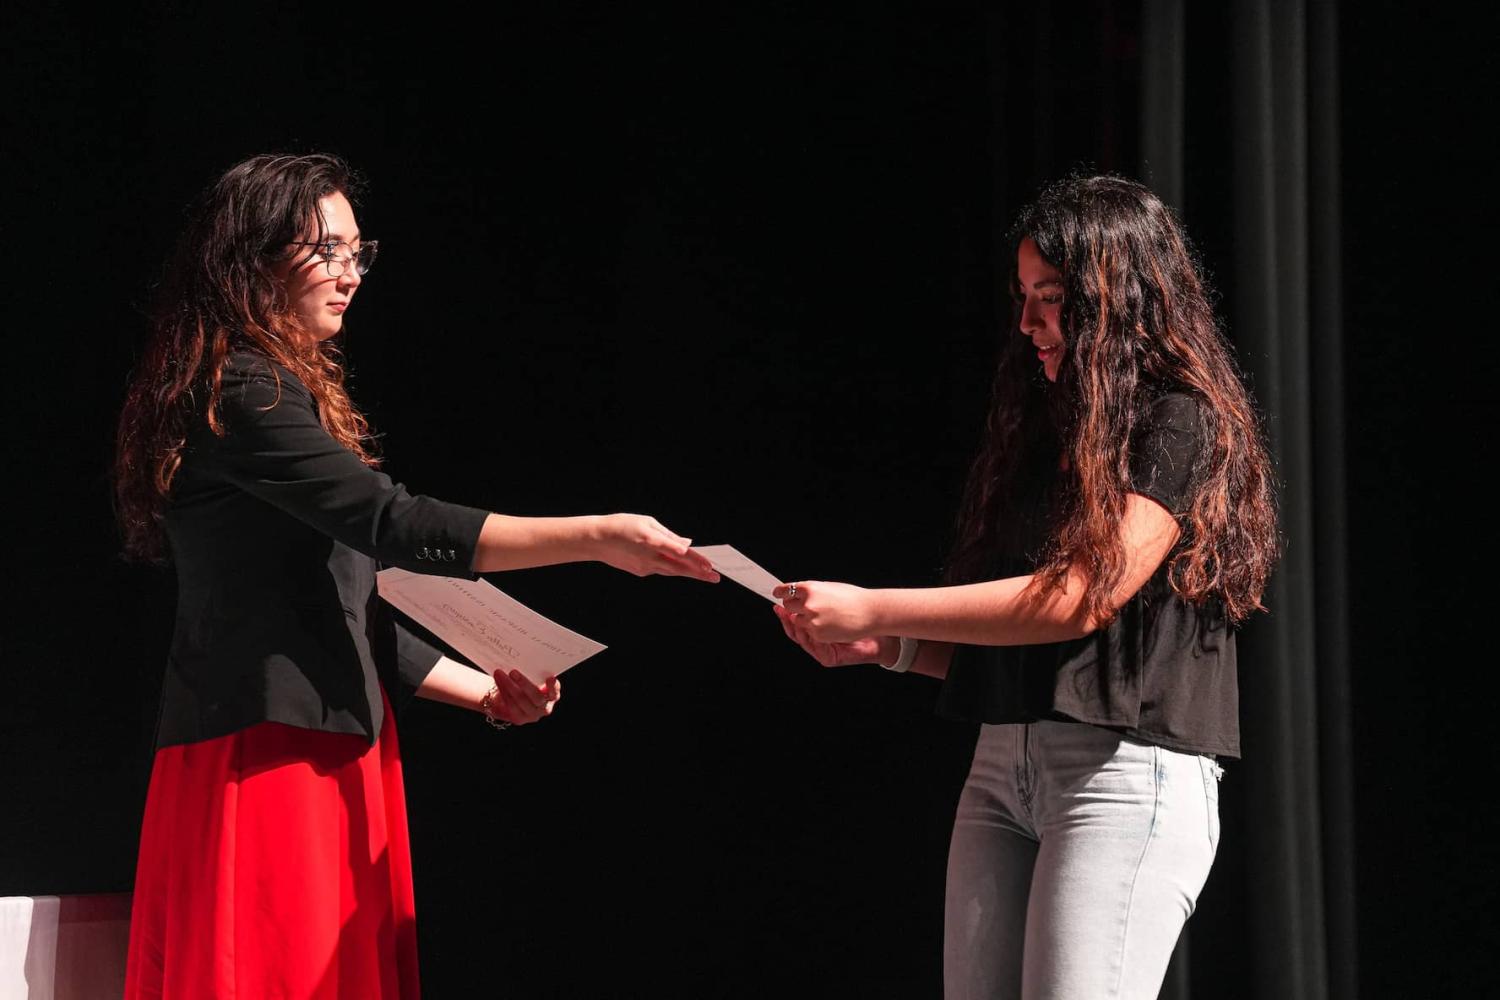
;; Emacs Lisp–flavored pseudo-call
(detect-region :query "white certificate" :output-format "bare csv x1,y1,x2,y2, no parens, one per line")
690,544,784,603
377,568,606,684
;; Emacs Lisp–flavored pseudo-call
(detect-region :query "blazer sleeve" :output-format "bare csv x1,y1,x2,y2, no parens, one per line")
388,617,446,711
371,612,472,716
212,354,490,575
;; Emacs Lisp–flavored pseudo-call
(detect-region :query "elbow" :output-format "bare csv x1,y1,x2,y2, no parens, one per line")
1066,614,1106,641
1076,614,1110,639
1075,591,1138,638
1027,600,1102,642
1070,590,1126,638
1017,572,1108,642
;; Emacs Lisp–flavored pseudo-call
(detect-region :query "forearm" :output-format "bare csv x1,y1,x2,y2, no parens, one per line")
470,513,601,573
864,636,953,678
908,640,955,679
415,655,493,711
870,574,1095,647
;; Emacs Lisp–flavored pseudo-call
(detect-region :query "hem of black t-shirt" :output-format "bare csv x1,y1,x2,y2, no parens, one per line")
940,708,1240,761
1110,723,1238,762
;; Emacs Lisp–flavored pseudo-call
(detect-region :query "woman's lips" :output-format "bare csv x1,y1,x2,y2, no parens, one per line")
328,302,347,314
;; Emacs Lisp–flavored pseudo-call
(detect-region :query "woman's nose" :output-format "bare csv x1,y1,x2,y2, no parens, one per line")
1018,298,1040,335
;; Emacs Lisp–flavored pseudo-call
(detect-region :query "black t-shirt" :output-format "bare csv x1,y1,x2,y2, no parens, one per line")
936,392,1240,759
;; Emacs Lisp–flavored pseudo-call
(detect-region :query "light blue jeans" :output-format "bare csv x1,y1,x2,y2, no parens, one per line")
944,721,1222,1000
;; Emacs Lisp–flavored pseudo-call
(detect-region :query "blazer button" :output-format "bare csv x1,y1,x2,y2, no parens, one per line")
445,549,456,561
417,547,429,560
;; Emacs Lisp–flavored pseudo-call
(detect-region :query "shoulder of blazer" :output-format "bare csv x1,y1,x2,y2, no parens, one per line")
218,350,316,416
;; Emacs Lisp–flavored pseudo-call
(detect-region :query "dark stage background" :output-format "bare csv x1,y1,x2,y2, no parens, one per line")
3,2,1490,996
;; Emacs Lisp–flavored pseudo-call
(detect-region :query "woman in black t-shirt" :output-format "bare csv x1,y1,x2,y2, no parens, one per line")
773,176,1277,999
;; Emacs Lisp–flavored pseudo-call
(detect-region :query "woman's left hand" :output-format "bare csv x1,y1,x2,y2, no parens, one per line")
772,580,881,643
489,669,562,725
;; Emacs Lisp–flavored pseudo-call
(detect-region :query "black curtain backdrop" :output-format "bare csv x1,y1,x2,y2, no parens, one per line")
1,2,1488,996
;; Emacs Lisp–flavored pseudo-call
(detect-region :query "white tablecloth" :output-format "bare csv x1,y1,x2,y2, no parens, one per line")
0,895,130,1000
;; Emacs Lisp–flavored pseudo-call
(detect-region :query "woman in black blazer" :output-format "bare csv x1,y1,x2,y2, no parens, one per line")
113,153,717,997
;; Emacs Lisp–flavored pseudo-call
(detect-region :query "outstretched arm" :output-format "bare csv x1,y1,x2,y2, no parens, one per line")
214,355,718,583
778,493,1180,646
471,512,718,581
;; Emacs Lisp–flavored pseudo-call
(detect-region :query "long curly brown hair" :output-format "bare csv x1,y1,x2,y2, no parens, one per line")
114,153,379,563
947,175,1279,625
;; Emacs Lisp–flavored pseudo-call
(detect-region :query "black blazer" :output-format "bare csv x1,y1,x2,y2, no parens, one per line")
155,351,489,748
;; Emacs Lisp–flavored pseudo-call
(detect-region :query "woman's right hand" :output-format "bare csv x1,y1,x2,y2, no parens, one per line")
591,513,720,582
773,603,897,668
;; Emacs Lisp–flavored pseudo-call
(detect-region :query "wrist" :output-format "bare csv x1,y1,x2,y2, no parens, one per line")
875,635,903,668
882,636,919,673
479,684,512,731
865,588,897,635
575,514,607,560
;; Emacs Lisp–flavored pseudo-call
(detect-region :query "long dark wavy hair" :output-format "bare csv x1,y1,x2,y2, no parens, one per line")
947,175,1278,625
114,153,379,563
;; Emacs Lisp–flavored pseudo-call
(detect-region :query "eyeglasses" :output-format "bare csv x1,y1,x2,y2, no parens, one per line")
289,240,379,278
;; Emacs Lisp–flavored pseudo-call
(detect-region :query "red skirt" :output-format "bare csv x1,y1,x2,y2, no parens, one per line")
124,699,420,999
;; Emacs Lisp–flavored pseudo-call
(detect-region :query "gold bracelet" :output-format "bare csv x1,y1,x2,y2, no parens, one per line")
479,687,512,730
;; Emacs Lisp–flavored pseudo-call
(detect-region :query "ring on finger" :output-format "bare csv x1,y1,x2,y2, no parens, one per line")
787,583,798,600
